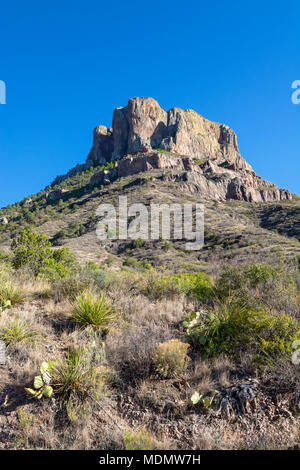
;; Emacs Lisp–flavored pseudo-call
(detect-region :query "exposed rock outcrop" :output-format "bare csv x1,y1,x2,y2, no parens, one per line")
87,97,251,172
89,151,292,203
51,96,292,203
0,217,8,226
46,189,69,201
86,125,114,166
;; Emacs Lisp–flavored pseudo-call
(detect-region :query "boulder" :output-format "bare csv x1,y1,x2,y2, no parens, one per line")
46,189,68,201
0,217,8,225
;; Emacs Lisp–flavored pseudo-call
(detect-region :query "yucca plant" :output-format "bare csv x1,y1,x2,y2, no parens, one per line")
0,318,42,345
51,347,98,402
71,289,116,332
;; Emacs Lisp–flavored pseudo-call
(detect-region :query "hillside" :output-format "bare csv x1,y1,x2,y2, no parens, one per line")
0,98,299,450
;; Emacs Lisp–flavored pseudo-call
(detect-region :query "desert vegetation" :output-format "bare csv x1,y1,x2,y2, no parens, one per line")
0,228,299,450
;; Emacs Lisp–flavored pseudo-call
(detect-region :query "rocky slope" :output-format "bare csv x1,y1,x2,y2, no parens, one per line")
52,97,292,203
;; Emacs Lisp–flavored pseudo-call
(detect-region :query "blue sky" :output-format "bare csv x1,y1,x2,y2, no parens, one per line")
0,0,299,208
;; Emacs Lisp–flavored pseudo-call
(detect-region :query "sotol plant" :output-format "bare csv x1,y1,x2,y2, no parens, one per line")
25,362,53,399
72,289,116,332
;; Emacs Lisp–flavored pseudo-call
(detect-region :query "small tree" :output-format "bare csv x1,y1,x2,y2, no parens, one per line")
11,228,52,274
11,228,78,279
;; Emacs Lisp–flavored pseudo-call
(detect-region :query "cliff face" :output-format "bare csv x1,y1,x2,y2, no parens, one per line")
53,97,292,203
86,97,252,172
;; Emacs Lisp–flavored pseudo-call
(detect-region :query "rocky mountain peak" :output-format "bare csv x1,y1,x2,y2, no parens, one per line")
86,96,252,173
51,97,292,204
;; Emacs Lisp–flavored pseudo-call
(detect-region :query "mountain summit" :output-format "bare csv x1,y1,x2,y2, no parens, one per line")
53,97,292,204
83,97,291,203
87,96,250,170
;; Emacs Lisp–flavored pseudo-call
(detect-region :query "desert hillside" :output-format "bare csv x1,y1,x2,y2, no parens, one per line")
0,98,299,450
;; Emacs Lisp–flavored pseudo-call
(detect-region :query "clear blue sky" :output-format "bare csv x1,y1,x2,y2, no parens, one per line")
0,0,299,208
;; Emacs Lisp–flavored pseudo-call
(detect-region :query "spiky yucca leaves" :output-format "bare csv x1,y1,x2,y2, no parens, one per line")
71,289,116,332
0,318,42,345
50,347,99,402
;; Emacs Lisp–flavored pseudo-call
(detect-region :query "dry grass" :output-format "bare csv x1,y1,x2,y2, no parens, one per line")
0,255,300,451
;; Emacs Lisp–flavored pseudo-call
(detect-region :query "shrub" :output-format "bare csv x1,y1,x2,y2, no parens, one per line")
152,339,190,378
213,263,300,316
105,319,173,385
214,264,280,303
140,272,180,299
183,302,300,362
11,228,52,274
123,428,156,450
140,271,213,301
0,318,42,345
11,228,78,279
123,258,144,270
169,272,213,300
132,238,146,249
72,290,116,332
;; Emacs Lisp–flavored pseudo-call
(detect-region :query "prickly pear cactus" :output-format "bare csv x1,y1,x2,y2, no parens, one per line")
191,390,216,409
25,362,53,399
0,299,11,313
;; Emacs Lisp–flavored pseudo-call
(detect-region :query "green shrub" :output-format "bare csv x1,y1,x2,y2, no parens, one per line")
169,272,213,300
183,303,300,361
132,238,146,249
140,272,180,299
72,290,116,332
11,228,52,274
214,264,280,302
140,271,212,300
11,228,78,280
152,339,190,378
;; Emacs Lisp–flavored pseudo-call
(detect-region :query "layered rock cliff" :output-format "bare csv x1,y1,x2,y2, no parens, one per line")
52,97,292,203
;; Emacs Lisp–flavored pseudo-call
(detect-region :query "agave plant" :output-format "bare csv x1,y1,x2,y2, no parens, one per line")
25,362,53,399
